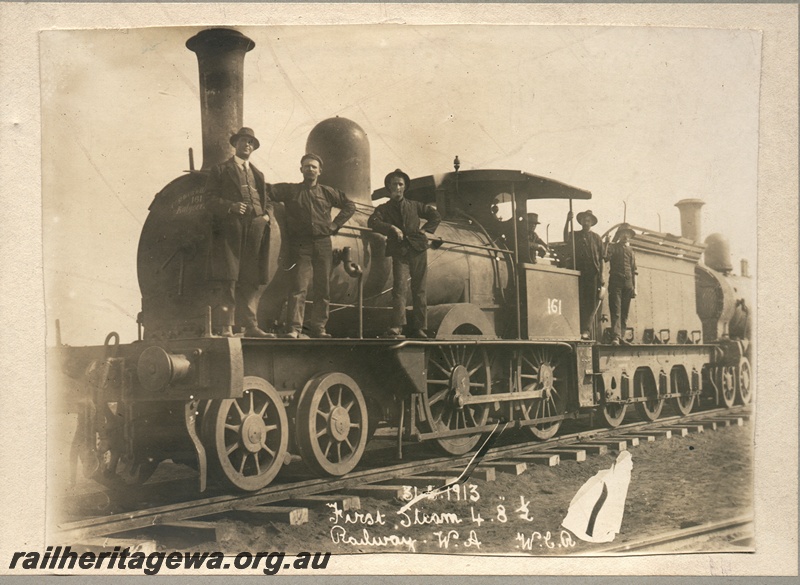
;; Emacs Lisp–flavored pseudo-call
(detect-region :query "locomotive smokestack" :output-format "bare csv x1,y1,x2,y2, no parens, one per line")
674,198,705,242
186,28,255,169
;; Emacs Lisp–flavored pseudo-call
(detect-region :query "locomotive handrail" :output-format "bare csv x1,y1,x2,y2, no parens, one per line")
340,224,515,256
388,339,575,351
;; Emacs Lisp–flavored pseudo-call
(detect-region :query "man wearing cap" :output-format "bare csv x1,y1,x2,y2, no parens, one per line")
269,154,355,338
564,209,604,338
527,213,550,261
368,169,441,339
605,223,638,345
204,127,275,338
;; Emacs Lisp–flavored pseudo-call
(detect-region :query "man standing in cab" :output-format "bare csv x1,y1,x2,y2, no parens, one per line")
564,209,604,339
270,154,355,338
605,223,637,345
204,127,275,338
369,169,441,339
527,212,550,261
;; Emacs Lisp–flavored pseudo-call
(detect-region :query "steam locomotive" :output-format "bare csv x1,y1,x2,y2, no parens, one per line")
54,28,753,493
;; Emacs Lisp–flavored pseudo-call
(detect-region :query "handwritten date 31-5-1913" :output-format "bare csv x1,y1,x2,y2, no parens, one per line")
327,483,577,553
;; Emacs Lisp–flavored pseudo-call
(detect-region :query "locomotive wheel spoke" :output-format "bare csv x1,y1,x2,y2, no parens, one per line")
431,360,450,377
203,377,289,492
429,389,448,405
295,372,369,477
517,348,567,440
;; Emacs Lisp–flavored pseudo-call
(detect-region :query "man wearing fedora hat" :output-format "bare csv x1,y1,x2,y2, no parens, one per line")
564,209,604,338
204,127,275,338
605,223,638,345
368,169,441,339
269,153,356,338
526,212,550,261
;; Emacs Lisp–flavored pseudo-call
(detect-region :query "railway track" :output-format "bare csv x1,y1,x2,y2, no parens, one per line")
585,515,754,554
53,405,751,546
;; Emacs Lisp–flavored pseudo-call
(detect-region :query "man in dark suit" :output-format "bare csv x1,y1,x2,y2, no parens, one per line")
564,209,604,339
204,127,274,337
368,169,441,339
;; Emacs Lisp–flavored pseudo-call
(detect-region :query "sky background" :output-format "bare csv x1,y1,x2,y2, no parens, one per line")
40,24,761,346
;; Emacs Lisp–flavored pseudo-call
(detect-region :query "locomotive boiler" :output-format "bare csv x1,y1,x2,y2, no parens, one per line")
54,27,753,494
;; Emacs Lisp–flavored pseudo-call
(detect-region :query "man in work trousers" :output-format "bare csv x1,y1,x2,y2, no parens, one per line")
605,223,637,345
368,168,441,339
564,209,604,339
204,127,275,338
269,154,355,338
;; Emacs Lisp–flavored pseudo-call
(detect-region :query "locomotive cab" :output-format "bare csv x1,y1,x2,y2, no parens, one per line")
372,169,590,341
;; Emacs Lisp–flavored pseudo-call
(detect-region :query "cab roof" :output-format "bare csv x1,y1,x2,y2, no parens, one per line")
371,169,592,202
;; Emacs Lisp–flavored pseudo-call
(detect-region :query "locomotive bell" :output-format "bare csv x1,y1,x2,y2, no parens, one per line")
137,346,192,391
306,117,371,205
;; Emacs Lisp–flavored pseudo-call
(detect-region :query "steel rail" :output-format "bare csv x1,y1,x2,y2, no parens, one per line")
53,405,749,543
582,514,754,554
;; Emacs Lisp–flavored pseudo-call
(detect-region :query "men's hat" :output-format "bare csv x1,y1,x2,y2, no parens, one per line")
384,168,412,190
576,210,598,226
527,212,540,226
230,127,260,149
301,153,324,167
616,223,635,239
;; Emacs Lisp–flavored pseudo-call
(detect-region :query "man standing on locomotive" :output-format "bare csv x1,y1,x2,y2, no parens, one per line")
564,209,604,339
527,212,550,261
269,154,355,339
368,169,441,339
605,223,637,345
204,127,275,338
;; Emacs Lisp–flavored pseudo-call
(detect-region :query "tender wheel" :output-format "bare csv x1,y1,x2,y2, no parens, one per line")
634,368,663,421
517,348,567,440
601,403,627,428
737,357,752,405
671,367,695,416
422,344,491,455
295,372,368,477
720,365,737,408
202,376,289,491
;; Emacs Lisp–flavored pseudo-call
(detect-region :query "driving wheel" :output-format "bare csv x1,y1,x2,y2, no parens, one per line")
422,344,491,455
517,348,567,440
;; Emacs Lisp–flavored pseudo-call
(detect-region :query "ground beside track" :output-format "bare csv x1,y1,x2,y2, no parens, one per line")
182,421,754,555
